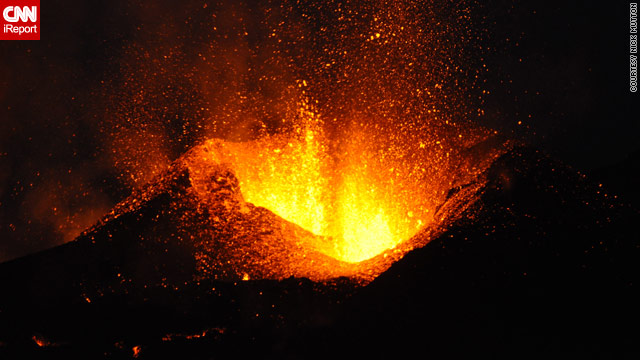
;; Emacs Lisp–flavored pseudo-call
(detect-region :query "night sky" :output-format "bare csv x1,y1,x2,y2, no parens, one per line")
0,0,637,262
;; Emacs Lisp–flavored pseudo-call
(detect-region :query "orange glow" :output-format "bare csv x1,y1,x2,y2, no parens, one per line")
179,94,500,271
32,336,46,347
162,328,225,342
192,102,440,264
32,335,53,347
100,1,505,282
103,93,504,283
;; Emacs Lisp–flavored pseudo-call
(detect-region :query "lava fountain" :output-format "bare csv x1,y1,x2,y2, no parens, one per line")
100,0,502,282
170,94,502,282
212,101,435,263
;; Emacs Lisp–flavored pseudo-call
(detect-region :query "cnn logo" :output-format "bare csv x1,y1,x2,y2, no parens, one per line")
1,1,39,40
3,6,37,22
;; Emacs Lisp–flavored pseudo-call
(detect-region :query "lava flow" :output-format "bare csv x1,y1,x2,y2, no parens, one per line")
95,0,504,282
98,90,505,283
165,96,504,282
210,101,433,264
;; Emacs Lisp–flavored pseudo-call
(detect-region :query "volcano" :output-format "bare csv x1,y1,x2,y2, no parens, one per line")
0,141,638,359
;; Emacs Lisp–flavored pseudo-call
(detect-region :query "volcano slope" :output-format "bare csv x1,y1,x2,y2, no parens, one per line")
0,145,638,359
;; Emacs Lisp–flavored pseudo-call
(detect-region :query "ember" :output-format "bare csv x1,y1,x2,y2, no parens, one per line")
162,110,504,281
96,113,501,283
31,335,57,348
98,0,497,277
188,110,493,265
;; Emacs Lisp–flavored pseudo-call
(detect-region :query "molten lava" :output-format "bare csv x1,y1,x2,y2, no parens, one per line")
97,0,506,282
190,108,431,263
181,96,499,270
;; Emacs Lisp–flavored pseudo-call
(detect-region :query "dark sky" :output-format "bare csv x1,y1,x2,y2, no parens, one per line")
0,0,637,261
477,0,638,171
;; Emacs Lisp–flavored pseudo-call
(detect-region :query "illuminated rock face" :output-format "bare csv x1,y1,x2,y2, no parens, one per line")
107,134,507,283
40,137,431,287
75,144,361,285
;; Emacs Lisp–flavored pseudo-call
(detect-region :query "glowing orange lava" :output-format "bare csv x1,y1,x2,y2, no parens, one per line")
101,0,500,277
195,99,445,264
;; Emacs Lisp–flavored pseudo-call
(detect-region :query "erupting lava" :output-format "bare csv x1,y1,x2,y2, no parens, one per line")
210,104,433,263
100,97,501,283
98,0,504,281
181,96,500,273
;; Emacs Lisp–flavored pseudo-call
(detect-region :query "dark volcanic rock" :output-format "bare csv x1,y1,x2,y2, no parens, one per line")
320,147,640,359
0,146,638,359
